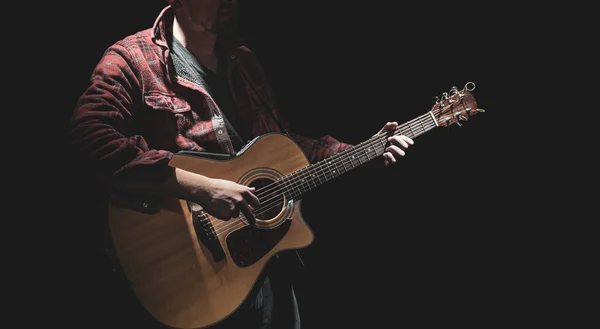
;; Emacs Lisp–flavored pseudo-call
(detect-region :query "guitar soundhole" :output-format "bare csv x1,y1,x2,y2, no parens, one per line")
249,178,284,220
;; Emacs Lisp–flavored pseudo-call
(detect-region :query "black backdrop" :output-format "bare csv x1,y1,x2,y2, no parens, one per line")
36,1,578,328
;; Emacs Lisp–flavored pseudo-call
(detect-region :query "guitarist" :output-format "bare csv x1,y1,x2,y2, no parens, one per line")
67,0,414,328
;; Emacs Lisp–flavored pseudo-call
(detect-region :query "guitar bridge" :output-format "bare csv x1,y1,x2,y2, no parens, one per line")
192,210,226,262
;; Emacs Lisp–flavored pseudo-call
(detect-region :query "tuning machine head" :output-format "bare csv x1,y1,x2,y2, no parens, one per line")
464,81,476,91
449,86,458,95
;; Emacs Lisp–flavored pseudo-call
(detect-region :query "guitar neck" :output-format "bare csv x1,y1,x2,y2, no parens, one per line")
280,111,438,199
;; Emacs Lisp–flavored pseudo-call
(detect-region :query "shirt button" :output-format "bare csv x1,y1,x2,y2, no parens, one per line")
230,54,236,60
217,129,223,134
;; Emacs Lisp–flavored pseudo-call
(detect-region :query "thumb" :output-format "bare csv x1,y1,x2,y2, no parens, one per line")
379,121,398,134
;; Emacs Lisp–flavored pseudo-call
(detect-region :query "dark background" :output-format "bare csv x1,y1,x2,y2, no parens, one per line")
16,1,585,328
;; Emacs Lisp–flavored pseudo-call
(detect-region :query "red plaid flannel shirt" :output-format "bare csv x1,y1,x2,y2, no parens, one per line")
69,6,352,184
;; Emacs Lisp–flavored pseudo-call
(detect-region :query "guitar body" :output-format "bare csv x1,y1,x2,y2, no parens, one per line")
108,133,315,329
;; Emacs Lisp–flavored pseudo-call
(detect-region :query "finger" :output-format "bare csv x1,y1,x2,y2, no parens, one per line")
401,135,414,145
386,144,406,157
238,200,257,224
383,152,395,165
376,122,398,136
386,121,398,130
383,121,398,132
244,189,261,208
388,136,409,149
388,135,414,149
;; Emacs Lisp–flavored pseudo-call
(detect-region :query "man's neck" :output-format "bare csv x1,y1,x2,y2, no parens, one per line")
172,18,219,72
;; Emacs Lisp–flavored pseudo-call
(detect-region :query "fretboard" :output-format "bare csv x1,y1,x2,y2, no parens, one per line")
279,111,438,199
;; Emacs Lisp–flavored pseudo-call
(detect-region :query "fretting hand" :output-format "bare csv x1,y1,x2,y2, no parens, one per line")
376,121,415,166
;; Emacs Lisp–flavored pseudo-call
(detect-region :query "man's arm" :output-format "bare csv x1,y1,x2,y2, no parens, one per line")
68,44,259,221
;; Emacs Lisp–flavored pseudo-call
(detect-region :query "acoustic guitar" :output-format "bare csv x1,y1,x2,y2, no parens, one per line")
107,82,483,328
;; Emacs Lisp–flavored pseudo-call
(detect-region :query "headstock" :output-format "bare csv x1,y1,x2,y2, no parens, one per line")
431,82,484,128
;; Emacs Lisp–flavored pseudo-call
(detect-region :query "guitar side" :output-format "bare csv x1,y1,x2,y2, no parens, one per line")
107,133,315,329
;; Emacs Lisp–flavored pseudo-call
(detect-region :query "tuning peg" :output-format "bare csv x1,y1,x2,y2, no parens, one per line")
432,96,440,104
449,86,458,95
442,92,449,100
455,113,466,126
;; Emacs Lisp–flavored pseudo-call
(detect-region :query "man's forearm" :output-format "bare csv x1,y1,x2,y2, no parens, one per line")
110,166,212,205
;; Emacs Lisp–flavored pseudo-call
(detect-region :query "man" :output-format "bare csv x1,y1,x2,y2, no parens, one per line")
68,0,414,328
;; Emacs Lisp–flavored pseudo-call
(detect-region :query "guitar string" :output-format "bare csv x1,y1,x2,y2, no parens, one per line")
251,113,434,202
210,94,467,223
249,99,466,203
194,95,475,237
248,119,434,221
209,97,475,235
210,121,437,236
209,118,438,235
208,115,436,235
208,95,471,234
207,136,394,234
241,115,432,206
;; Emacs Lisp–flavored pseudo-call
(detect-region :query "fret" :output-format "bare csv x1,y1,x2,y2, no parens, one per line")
367,138,377,158
361,143,371,161
299,167,314,190
421,113,435,134
301,169,310,195
369,137,385,158
308,167,321,186
418,114,427,136
378,136,387,154
407,121,416,139
347,149,361,168
321,160,331,181
354,147,364,165
337,155,349,174
316,161,331,182
308,167,317,189
308,167,318,188
322,160,334,181
313,163,325,185
295,169,307,194
331,157,343,177
366,139,381,158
